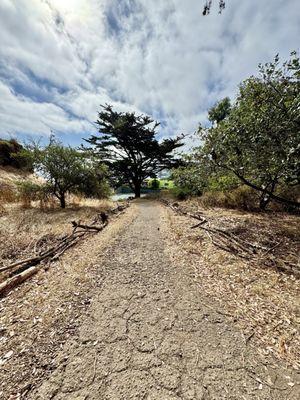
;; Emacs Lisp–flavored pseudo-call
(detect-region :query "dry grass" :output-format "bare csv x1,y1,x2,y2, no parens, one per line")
0,166,44,212
0,198,113,282
0,204,136,398
162,199,300,369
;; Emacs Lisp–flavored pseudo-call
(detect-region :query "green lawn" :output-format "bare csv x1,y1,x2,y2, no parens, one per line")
146,178,174,189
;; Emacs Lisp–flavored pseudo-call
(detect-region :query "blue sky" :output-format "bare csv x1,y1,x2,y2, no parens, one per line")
0,0,299,147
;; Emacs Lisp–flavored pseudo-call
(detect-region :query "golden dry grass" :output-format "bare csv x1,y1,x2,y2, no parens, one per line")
0,198,113,280
0,166,44,211
0,203,137,398
161,200,300,369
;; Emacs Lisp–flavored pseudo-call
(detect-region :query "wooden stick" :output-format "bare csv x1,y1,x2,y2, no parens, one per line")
0,202,131,295
0,265,41,296
71,221,108,231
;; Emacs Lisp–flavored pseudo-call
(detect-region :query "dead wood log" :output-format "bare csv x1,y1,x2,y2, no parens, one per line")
51,236,83,260
71,221,108,231
0,202,130,295
0,255,43,273
0,265,41,296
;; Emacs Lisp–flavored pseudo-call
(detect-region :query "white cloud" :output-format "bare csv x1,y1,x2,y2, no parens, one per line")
0,0,299,143
0,81,91,136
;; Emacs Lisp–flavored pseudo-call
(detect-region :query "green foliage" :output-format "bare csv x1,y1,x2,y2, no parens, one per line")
170,186,193,200
172,166,204,196
172,52,300,211
147,178,174,189
77,163,111,199
17,181,42,200
200,51,300,209
11,148,35,171
150,178,160,190
33,139,110,208
171,151,216,197
208,97,231,124
207,174,240,192
16,181,52,208
85,104,183,198
0,139,33,171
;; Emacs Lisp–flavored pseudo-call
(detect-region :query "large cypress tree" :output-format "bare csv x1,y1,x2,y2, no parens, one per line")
85,105,183,198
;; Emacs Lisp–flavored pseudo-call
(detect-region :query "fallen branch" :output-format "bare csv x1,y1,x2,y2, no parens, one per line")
162,199,299,276
0,201,130,296
71,221,108,231
0,265,41,296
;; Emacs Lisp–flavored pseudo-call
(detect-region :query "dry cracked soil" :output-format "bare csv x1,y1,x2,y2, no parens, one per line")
21,201,300,399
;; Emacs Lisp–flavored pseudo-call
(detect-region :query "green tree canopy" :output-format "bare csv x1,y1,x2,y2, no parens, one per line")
85,105,184,198
33,139,109,208
200,52,300,209
208,97,231,124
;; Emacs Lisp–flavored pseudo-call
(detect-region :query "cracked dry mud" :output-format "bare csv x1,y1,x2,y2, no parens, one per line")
30,200,299,399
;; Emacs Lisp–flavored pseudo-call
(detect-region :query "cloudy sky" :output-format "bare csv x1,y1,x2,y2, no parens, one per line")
0,0,299,146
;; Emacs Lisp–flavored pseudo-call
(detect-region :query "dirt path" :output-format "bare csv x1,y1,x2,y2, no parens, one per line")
29,200,299,399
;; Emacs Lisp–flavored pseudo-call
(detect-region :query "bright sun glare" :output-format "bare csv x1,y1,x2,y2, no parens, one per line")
50,0,90,17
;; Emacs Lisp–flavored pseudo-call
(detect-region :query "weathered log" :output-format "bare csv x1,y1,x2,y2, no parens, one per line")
51,236,83,260
71,221,107,231
0,255,43,273
0,202,131,296
0,265,41,295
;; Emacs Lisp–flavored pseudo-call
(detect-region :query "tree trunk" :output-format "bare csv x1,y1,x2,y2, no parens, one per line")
60,193,66,208
259,179,277,210
259,194,271,210
134,183,141,198
227,168,300,209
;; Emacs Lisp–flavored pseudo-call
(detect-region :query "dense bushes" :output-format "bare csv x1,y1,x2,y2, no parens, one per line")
0,139,33,171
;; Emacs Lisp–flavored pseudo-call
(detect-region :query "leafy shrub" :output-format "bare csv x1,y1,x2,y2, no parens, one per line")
200,185,259,210
16,181,53,209
171,186,193,200
76,165,111,199
207,174,240,192
172,166,205,197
